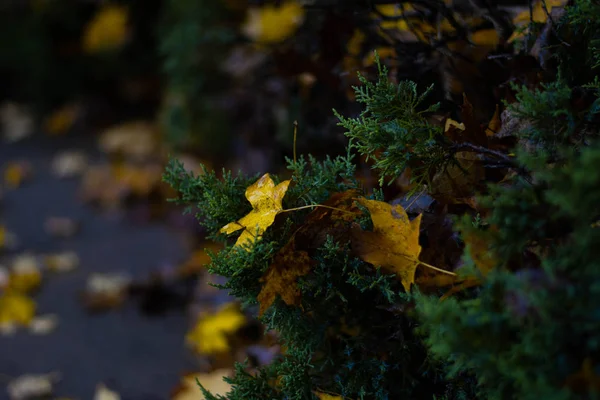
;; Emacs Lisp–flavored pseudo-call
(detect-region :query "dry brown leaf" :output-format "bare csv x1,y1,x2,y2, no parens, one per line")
430,152,484,204
220,173,291,249
257,191,361,315
352,198,422,293
257,238,312,316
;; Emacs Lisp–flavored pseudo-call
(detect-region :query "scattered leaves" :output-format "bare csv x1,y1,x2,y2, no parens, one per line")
98,121,160,161
220,173,291,249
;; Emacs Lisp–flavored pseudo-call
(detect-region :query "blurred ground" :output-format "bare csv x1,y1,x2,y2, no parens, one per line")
0,131,197,400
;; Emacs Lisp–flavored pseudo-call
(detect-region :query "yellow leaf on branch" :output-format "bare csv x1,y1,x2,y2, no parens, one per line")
220,173,291,249
351,198,423,293
242,1,305,44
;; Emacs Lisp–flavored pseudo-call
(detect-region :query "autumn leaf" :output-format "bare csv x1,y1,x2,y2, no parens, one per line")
485,105,502,137
509,0,568,42
257,237,312,316
315,391,343,400
462,230,497,276
242,1,305,44
185,303,246,355
43,104,79,135
352,198,422,293
0,292,36,334
220,173,291,249
257,190,361,315
82,4,129,53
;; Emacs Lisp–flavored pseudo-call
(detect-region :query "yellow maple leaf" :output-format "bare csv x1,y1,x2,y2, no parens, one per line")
0,292,36,330
185,303,246,355
220,173,291,249
242,1,305,44
82,5,128,53
352,198,422,293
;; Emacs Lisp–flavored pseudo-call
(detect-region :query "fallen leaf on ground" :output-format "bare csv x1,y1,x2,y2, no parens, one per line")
171,369,232,400
81,273,131,312
93,383,121,400
0,292,36,335
242,1,305,44
220,173,291,249
4,161,33,189
0,102,34,143
51,151,88,178
29,314,59,335
509,0,568,42
352,198,422,293
44,252,79,273
98,121,160,161
7,372,61,400
44,217,80,238
82,4,128,53
8,254,42,293
186,303,246,355
43,104,80,135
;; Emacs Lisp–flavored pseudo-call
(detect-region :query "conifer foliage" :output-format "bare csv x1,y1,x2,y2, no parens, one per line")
165,1,600,399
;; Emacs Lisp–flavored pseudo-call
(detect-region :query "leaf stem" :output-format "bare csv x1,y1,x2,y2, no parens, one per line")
418,261,457,276
280,204,356,215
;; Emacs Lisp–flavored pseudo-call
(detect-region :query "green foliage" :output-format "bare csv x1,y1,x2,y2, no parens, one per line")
166,2,600,400
334,56,445,187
